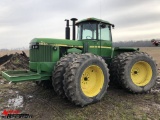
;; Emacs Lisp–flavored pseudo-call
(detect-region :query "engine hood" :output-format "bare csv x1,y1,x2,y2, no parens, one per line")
30,38,83,47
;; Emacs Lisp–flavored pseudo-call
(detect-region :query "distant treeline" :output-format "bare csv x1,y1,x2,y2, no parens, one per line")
0,40,159,50
0,47,29,51
113,40,157,47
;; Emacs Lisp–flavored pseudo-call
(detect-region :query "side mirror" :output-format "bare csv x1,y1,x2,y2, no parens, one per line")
112,24,115,29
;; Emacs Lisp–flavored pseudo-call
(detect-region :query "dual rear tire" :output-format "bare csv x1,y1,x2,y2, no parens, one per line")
109,52,157,93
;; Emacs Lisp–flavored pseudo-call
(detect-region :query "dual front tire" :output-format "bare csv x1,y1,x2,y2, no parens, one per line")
52,53,110,106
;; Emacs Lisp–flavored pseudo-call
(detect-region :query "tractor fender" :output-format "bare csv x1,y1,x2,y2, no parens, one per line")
112,47,139,58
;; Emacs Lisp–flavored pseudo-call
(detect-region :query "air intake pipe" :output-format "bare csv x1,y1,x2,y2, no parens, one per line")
71,18,78,40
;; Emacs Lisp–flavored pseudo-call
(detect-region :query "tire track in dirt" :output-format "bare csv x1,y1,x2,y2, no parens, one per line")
34,97,66,119
21,85,66,119
0,80,66,119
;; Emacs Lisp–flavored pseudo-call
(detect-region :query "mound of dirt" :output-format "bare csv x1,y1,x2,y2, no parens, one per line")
0,54,13,65
0,51,29,71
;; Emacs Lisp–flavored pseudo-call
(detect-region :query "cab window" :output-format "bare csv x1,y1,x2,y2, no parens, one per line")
77,22,111,41
77,23,97,40
98,24,111,41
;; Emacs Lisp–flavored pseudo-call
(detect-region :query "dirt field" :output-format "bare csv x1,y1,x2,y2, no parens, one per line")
0,47,160,120
140,47,160,70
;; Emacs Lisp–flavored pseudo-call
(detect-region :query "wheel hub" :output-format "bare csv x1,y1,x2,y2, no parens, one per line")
84,77,88,81
81,65,104,97
131,61,152,86
134,71,138,74
132,68,139,75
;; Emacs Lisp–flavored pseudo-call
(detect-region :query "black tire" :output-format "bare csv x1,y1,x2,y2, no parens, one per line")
109,52,132,87
35,80,53,89
111,52,157,93
52,53,78,98
63,53,110,107
109,54,121,86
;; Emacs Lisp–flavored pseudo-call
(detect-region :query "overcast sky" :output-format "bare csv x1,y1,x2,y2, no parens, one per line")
0,0,160,49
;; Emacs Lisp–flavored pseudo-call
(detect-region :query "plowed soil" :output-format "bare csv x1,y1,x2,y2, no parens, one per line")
0,48,160,120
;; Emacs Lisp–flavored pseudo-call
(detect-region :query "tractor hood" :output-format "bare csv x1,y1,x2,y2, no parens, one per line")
30,38,83,47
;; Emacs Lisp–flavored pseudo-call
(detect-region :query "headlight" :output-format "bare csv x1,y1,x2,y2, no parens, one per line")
32,45,39,49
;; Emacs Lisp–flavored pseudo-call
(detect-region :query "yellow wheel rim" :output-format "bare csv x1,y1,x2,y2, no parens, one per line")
131,61,152,86
80,65,104,97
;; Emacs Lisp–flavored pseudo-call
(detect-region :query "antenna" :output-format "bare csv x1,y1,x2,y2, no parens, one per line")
99,0,102,19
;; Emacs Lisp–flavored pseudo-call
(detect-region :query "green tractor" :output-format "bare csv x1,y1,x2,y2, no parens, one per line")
2,18,157,107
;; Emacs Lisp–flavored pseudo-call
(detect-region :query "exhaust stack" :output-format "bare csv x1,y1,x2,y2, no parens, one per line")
71,18,78,40
65,19,70,39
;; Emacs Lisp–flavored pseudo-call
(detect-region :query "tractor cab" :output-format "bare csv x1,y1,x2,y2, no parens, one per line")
73,18,114,57
76,18,114,41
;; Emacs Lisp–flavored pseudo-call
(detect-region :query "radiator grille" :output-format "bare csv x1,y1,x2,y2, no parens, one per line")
30,45,52,62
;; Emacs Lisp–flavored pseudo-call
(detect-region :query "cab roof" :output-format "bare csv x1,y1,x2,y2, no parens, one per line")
76,17,113,26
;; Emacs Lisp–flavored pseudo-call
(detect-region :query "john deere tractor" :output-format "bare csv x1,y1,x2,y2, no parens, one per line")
2,18,157,107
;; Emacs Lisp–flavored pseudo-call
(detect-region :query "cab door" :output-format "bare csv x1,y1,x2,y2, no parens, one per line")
97,24,112,58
